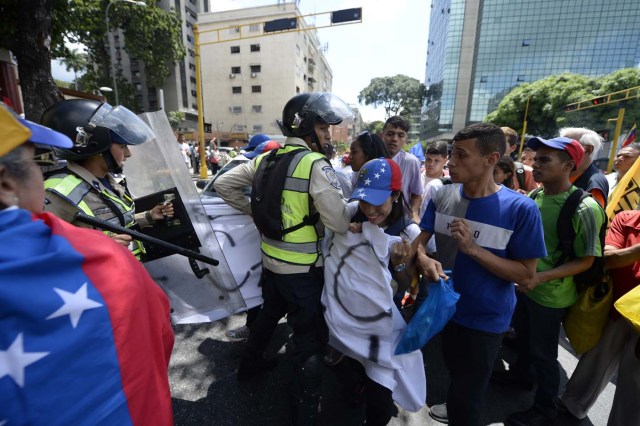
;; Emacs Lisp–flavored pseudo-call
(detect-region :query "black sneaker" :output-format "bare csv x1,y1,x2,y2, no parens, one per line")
429,403,448,424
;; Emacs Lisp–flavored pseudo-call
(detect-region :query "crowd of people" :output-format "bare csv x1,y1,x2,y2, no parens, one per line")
2,91,639,426
215,93,639,426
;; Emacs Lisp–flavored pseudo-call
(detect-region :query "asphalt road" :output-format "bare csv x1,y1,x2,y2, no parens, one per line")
168,313,615,426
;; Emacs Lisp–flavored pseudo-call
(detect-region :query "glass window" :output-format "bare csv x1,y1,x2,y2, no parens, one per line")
250,65,261,73
252,105,262,113
250,44,260,52
232,86,242,94
230,46,240,54
249,24,260,32
231,66,241,74
252,86,262,93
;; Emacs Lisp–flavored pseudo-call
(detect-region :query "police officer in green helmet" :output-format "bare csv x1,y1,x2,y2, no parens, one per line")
40,99,174,259
215,92,353,424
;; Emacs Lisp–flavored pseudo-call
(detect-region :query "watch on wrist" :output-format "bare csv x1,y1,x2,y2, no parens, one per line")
394,262,406,273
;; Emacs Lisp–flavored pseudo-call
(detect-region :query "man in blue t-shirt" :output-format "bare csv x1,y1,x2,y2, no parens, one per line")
415,123,547,426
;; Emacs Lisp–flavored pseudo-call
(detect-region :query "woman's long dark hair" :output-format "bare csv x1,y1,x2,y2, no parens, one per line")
357,131,391,161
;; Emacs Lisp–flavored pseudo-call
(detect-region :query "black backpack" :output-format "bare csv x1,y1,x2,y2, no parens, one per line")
530,187,606,289
250,148,319,240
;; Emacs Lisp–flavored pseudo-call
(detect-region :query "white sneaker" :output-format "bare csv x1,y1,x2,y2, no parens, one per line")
225,325,250,341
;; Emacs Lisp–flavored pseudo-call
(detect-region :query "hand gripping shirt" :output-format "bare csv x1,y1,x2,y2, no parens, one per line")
420,184,546,333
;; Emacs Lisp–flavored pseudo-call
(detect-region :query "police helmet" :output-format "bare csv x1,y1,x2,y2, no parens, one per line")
40,99,155,160
277,93,353,138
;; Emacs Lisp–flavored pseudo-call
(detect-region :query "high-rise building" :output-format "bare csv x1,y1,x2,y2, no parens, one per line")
197,3,333,143
111,0,209,131
421,0,640,140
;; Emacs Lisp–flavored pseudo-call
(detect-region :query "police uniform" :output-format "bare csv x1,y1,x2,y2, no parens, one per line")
215,136,350,422
44,162,151,258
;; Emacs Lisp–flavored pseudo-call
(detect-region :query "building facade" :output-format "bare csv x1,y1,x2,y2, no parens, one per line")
421,0,640,141
110,0,209,132
197,3,333,143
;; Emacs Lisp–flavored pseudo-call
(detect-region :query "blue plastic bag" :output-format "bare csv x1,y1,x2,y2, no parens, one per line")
395,275,459,355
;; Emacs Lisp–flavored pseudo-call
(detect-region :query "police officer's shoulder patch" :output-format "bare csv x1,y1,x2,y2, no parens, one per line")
322,165,341,190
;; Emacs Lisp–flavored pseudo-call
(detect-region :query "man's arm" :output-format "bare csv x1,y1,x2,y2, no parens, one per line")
309,161,350,234
450,218,537,284
213,160,255,215
413,230,446,282
409,193,423,223
605,243,640,270
517,256,594,293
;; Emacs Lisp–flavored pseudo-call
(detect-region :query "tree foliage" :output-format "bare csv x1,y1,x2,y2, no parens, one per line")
60,48,87,90
167,110,185,130
486,69,640,138
0,0,185,118
358,75,427,119
365,120,385,135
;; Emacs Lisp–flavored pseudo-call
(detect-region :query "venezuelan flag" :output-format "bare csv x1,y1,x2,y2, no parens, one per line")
622,124,636,148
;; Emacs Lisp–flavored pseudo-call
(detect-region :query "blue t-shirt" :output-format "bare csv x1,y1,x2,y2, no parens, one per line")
420,184,546,333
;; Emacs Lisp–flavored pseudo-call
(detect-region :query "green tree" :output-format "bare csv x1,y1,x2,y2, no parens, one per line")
485,69,640,138
0,0,185,119
0,0,65,120
167,110,185,130
358,75,426,119
365,120,385,135
60,48,87,90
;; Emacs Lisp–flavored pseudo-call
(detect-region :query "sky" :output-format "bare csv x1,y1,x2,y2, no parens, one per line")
52,0,430,122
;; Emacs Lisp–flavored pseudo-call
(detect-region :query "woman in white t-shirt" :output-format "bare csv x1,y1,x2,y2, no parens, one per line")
322,158,425,423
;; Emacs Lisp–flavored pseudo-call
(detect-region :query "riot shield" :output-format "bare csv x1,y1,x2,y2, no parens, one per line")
123,110,262,323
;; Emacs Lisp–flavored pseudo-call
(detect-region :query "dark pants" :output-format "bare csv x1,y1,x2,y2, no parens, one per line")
246,267,328,424
442,321,503,426
344,357,397,426
511,292,566,417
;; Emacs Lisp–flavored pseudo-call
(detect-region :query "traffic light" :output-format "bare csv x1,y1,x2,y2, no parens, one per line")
331,8,362,24
564,103,578,112
591,96,607,106
264,17,298,33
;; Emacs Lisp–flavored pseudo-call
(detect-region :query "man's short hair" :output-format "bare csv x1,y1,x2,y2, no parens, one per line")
383,116,410,132
453,123,506,157
559,127,602,161
425,140,449,157
501,127,519,147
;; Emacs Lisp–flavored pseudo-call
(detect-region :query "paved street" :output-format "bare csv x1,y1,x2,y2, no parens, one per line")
169,313,615,425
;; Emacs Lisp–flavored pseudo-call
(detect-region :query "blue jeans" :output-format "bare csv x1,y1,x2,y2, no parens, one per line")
511,292,566,417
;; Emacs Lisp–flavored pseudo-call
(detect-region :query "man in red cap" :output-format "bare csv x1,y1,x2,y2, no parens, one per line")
501,136,606,425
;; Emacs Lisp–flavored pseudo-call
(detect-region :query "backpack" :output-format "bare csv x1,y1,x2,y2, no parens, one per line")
514,161,526,189
530,187,606,289
250,148,319,240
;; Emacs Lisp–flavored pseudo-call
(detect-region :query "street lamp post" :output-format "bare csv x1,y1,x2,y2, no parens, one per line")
105,0,146,105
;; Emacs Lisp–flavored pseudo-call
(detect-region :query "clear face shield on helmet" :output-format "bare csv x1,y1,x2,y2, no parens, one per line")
87,103,156,146
301,92,354,127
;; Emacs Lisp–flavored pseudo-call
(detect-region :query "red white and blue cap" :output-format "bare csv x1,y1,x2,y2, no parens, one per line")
1,102,72,157
350,158,402,206
244,140,280,159
527,136,585,166
246,133,271,151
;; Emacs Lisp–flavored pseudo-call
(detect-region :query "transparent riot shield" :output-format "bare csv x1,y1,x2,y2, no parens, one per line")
123,111,260,324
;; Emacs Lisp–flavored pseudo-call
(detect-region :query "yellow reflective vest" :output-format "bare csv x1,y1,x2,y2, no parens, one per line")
254,145,325,265
44,172,145,259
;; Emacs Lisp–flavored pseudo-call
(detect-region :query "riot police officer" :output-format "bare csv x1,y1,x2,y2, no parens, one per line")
215,92,353,424
40,99,173,258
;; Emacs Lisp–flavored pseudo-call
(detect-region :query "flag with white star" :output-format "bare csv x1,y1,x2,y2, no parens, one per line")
0,209,173,425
